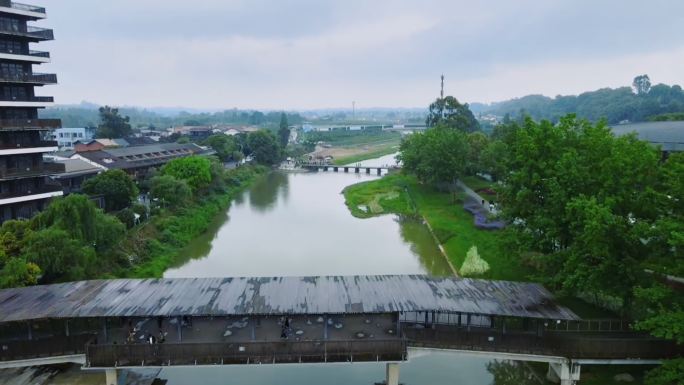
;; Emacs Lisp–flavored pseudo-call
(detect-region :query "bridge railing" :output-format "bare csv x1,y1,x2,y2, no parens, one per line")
0,333,96,362
86,339,406,367
547,319,633,333
404,328,682,359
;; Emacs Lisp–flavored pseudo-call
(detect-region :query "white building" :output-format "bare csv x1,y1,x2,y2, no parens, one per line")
53,127,96,149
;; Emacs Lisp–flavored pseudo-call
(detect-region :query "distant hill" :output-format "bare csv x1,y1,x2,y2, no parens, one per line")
476,79,684,124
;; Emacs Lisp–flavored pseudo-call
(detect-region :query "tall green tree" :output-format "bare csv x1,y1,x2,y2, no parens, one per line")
23,228,96,282
32,194,126,253
633,74,652,95
203,134,241,162
161,156,213,191
247,130,280,165
426,96,480,132
278,112,290,148
465,131,490,175
96,106,132,139
82,169,139,211
398,125,469,186
0,258,40,289
150,175,193,209
499,115,661,306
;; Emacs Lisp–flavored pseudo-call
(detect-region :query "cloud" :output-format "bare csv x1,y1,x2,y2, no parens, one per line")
40,0,684,109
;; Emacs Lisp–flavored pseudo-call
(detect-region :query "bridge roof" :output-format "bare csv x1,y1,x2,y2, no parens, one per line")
0,275,579,323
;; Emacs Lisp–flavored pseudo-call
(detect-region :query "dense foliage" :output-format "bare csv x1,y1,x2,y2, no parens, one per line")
426,95,480,132
480,76,684,124
278,113,290,148
161,156,212,191
82,169,139,211
95,106,133,138
247,130,281,165
202,134,241,162
41,105,304,130
0,195,126,285
398,125,468,185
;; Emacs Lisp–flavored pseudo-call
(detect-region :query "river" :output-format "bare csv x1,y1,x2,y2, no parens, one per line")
159,153,542,385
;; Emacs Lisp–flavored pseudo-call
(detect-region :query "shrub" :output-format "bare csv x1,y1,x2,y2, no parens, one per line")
459,246,490,277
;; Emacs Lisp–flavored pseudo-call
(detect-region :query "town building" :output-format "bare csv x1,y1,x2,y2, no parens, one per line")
52,126,95,149
611,121,684,159
72,142,215,179
49,158,101,195
0,1,63,222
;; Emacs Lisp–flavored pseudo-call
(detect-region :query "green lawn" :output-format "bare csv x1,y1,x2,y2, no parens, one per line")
333,143,400,165
343,173,532,281
304,129,400,146
461,175,498,200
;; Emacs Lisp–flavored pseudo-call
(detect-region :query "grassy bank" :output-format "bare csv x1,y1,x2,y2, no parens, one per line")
332,143,399,165
343,173,530,281
117,165,267,278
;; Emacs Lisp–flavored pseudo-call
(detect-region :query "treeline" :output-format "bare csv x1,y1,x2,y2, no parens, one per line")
399,96,683,384
0,156,265,286
40,105,304,129
477,75,684,124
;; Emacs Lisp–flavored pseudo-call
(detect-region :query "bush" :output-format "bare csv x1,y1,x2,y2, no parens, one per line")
459,246,490,277
116,208,136,229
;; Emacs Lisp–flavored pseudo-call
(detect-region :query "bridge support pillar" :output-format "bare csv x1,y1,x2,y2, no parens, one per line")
386,363,400,385
547,362,580,385
105,369,118,385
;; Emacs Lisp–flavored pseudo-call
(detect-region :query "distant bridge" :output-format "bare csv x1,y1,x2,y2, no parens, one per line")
0,275,680,385
301,163,400,175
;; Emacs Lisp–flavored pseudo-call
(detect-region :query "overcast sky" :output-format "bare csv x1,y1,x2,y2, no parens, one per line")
37,0,684,110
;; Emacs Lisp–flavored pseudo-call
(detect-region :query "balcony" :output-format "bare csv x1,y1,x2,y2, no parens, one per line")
0,162,65,180
0,1,47,19
0,72,56,84
0,140,57,154
0,25,53,41
0,118,60,130
0,95,54,107
0,181,62,203
0,48,49,62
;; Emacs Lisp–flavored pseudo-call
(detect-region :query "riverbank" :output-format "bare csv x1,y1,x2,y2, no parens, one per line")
116,165,267,278
344,173,528,281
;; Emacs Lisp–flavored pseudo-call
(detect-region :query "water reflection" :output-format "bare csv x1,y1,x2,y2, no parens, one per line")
487,360,543,385
248,171,289,212
397,217,452,276
165,170,452,278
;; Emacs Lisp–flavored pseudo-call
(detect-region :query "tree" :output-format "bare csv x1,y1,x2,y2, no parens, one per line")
426,96,480,132
499,115,661,306
32,194,125,253
23,228,96,282
278,113,290,148
161,156,212,191
203,134,240,162
398,125,469,186
644,359,684,385
82,169,139,211
96,106,132,138
0,258,40,289
633,74,652,95
150,175,193,208
247,130,280,165
465,131,489,175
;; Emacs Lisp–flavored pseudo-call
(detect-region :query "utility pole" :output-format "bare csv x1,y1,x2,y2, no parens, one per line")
440,74,445,99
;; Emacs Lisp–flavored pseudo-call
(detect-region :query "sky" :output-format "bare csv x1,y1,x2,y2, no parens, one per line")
36,0,684,110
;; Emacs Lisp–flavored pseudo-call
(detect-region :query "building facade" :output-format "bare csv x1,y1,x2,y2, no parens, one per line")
0,1,63,222
53,126,96,149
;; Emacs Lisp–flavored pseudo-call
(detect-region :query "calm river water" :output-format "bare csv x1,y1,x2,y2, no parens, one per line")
159,154,541,385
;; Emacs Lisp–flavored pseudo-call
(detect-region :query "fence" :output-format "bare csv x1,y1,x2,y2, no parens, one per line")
404,327,682,359
86,339,407,368
0,333,96,362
